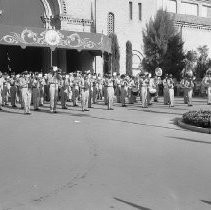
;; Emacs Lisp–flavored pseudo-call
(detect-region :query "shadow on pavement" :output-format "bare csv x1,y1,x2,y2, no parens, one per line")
0,109,24,115
201,200,211,205
88,116,182,131
114,197,152,210
167,136,211,145
36,108,90,117
128,108,182,116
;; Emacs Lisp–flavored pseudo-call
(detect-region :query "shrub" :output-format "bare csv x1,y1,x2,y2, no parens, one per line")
183,110,211,128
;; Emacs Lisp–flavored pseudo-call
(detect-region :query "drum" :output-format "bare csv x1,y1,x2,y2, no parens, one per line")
149,88,157,97
132,87,139,96
150,92,156,97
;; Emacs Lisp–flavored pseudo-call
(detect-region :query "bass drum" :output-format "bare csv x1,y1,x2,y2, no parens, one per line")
149,88,157,97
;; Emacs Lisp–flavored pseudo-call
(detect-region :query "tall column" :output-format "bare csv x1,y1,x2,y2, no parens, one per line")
176,0,182,14
162,0,168,10
42,48,51,73
198,3,202,17
58,49,67,72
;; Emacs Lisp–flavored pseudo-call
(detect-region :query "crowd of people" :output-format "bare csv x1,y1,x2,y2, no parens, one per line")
0,66,211,115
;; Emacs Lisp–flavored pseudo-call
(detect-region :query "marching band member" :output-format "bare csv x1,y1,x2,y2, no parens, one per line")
114,73,121,103
60,73,69,109
80,72,91,111
9,72,17,108
163,74,170,105
92,73,98,104
167,74,174,107
132,76,139,103
72,72,80,107
31,73,41,111
180,75,188,104
105,73,114,110
19,71,32,114
103,75,108,105
140,72,150,108
184,70,195,106
67,73,74,102
0,71,4,110
47,66,62,113
39,73,46,106
128,76,135,104
88,72,93,108
120,74,128,107
97,73,103,100
148,74,157,105
2,75,10,106
202,68,211,105
15,74,24,109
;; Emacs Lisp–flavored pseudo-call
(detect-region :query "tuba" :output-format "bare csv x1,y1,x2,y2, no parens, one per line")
155,68,162,77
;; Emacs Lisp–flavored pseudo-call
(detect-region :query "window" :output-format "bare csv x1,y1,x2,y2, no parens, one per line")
138,3,142,20
129,2,133,20
167,0,177,13
180,2,198,16
202,5,211,18
107,12,115,35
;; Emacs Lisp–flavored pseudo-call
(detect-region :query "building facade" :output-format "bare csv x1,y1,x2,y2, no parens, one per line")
0,0,211,74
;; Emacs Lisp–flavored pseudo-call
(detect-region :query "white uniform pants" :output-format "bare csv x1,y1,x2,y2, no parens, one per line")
50,84,59,111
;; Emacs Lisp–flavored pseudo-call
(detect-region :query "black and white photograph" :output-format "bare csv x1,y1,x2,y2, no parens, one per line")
0,0,211,209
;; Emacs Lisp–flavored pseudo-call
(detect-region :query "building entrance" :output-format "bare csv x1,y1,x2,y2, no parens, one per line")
0,45,43,73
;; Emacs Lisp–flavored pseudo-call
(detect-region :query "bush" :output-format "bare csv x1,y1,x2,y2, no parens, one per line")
183,110,211,128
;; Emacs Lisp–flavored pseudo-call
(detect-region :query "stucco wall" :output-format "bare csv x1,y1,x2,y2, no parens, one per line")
94,0,157,74
0,0,45,28
181,26,211,56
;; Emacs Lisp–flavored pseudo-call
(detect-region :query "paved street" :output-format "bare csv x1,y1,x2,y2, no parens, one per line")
0,97,211,210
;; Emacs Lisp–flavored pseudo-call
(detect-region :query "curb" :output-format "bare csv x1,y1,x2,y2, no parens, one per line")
177,119,211,134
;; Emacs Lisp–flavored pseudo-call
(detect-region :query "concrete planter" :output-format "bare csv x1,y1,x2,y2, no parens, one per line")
177,119,211,134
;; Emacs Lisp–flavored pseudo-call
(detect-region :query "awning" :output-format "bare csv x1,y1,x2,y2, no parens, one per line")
0,24,111,54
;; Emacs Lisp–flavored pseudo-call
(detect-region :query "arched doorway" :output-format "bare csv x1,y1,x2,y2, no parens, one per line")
132,50,144,75
0,0,62,73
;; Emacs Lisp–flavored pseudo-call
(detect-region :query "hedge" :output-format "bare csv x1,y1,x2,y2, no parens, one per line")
183,110,211,128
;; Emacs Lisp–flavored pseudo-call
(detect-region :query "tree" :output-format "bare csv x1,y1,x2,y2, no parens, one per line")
142,9,185,77
195,45,211,79
126,41,133,76
163,34,185,79
109,33,120,74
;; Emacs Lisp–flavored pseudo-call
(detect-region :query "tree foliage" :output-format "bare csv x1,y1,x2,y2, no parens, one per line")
195,45,211,78
109,33,120,74
126,41,133,76
142,9,185,78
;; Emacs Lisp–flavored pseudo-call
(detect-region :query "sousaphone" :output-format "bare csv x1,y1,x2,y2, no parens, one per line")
155,68,162,77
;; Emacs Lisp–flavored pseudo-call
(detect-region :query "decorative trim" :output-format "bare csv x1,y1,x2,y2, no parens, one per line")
175,21,211,31
61,0,67,14
0,28,104,50
60,15,94,26
41,15,93,26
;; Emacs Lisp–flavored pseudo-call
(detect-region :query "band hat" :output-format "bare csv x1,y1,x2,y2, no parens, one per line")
22,71,28,75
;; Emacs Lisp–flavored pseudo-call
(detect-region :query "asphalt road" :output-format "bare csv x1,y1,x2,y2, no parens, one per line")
0,97,211,210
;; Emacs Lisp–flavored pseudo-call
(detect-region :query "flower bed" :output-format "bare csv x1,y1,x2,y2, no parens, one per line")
183,110,211,128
